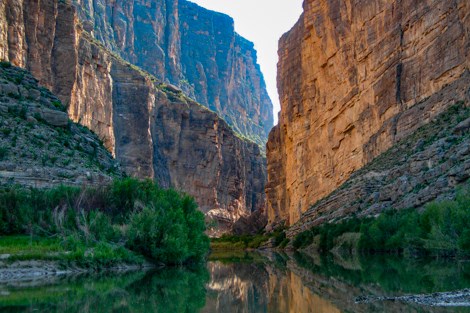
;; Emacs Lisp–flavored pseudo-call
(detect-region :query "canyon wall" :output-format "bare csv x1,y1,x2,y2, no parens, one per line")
72,0,273,146
267,0,470,227
0,0,266,233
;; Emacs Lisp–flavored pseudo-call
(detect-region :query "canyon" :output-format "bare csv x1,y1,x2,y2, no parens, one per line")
0,0,269,233
267,0,470,228
73,0,273,147
0,0,468,237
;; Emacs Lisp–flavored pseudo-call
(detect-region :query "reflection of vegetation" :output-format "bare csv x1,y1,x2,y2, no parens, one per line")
293,182,470,258
208,250,269,265
4,253,470,312
0,266,209,313
293,252,470,295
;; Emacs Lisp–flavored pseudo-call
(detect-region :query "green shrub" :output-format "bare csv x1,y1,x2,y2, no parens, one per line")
0,61,11,68
52,100,66,112
127,194,209,265
128,206,188,264
0,128,11,136
211,233,270,250
14,73,24,84
279,238,290,249
0,146,8,160
272,227,287,247
292,183,470,259
459,230,470,253
247,235,269,249
293,230,314,249
0,179,210,265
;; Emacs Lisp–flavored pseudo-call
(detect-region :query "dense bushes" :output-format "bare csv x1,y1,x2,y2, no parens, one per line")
360,184,470,257
0,178,209,265
127,195,208,264
293,183,470,258
292,230,314,250
292,217,365,251
211,226,289,251
211,234,269,250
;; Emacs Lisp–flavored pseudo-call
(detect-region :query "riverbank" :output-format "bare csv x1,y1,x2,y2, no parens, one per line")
0,259,154,284
2,250,470,312
211,182,470,261
0,235,154,283
290,182,470,259
0,179,210,277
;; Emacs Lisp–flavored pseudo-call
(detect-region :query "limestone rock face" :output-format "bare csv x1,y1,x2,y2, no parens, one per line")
72,0,273,147
0,0,266,233
267,0,470,227
287,102,470,238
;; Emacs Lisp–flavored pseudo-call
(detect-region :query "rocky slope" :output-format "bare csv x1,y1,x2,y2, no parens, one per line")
267,0,469,227
0,63,119,187
72,0,273,147
0,0,266,233
287,102,470,238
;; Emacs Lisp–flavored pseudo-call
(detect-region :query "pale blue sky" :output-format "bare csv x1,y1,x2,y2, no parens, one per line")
190,0,303,124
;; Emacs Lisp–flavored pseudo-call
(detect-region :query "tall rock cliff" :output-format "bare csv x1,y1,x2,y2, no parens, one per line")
267,0,469,227
0,0,266,234
72,0,273,147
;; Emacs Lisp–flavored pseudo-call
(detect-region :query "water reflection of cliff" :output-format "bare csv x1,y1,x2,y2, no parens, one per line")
203,257,341,313
1,253,469,312
203,253,470,313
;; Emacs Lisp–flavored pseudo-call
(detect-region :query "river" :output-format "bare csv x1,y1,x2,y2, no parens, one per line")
1,252,470,312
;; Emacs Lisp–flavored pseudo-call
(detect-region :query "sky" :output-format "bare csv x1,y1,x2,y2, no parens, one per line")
190,0,303,124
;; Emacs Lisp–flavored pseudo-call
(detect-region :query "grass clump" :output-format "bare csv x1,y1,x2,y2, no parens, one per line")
0,178,210,266
292,183,470,258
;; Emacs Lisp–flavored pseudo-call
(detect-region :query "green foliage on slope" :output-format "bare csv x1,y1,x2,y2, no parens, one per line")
293,182,470,258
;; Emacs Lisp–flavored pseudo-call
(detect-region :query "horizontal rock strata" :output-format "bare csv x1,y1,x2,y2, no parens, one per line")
287,102,470,238
268,0,470,227
73,0,273,146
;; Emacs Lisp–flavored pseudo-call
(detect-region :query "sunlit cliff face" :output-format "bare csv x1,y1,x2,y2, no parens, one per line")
267,0,469,227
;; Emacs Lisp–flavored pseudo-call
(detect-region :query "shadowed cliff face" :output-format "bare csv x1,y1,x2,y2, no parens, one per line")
71,0,273,147
267,0,470,227
0,0,266,234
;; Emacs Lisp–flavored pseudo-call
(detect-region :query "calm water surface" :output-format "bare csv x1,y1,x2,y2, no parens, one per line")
1,252,470,312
